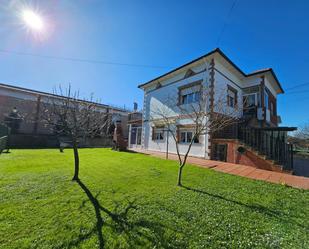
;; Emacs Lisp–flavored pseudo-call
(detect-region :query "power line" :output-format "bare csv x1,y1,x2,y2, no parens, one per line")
285,89,309,95
216,0,239,46
285,81,309,92
0,49,170,69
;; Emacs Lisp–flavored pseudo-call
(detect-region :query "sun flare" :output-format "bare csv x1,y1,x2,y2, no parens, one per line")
21,9,44,31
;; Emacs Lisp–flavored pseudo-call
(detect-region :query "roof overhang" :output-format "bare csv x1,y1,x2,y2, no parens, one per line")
138,48,230,89
0,82,129,113
138,48,284,94
246,69,284,94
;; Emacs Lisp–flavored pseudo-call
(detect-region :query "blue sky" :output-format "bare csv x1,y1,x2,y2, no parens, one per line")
0,0,308,127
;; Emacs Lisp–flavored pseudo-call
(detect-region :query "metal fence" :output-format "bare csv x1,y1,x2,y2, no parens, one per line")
213,123,294,171
238,126,293,171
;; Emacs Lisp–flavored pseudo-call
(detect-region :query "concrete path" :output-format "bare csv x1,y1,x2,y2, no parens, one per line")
131,149,309,190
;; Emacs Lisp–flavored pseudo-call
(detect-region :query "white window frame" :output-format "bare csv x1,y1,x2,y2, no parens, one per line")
227,87,237,108
181,91,200,105
179,83,201,105
154,128,164,141
179,130,199,144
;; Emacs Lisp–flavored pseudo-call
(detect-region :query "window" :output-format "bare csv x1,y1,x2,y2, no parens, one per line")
181,92,200,105
243,94,256,108
153,128,164,141
179,82,201,105
179,131,199,144
227,86,237,108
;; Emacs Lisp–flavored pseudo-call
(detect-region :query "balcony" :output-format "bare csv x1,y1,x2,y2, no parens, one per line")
128,112,142,124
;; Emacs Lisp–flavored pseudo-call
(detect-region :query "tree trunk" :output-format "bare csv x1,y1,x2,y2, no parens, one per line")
177,164,184,186
72,141,79,181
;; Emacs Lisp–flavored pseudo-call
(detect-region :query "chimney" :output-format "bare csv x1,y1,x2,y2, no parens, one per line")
133,102,138,112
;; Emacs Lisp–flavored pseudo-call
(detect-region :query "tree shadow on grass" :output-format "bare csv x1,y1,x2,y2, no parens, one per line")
77,179,105,248
182,185,307,229
73,179,183,249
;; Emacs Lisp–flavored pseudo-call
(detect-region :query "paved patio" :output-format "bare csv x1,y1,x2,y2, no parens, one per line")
131,149,309,190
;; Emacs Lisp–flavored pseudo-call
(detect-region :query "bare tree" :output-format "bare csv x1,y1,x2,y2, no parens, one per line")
151,86,240,186
293,123,309,150
42,86,111,181
297,123,309,140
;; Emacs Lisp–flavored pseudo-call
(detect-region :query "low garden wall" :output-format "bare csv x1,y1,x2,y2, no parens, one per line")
0,136,8,153
8,134,114,149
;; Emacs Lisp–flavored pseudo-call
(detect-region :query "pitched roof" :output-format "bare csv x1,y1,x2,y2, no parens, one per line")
138,48,284,94
0,82,129,113
247,68,284,93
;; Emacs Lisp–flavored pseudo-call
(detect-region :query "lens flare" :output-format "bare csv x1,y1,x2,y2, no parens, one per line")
21,9,44,31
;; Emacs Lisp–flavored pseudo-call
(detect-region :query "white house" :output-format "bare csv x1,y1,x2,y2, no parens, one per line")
134,48,296,173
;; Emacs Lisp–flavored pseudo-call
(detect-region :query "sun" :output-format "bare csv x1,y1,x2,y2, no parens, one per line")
21,9,44,31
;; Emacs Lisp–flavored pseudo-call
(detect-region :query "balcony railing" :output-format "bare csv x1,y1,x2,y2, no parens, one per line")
238,126,293,171
128,112,142,122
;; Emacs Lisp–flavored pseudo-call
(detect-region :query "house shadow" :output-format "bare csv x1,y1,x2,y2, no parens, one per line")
182,185,306,229
68,179,180,249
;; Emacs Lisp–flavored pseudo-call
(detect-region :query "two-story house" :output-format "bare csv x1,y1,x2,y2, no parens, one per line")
136,48,296,173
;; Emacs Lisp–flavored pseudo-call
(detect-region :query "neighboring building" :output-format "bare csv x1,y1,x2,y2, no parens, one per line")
0,82,129,147
127,104,143,149
137,48,296,172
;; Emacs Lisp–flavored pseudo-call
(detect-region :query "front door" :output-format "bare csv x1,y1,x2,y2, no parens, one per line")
213,144,227,162
130,126,142,148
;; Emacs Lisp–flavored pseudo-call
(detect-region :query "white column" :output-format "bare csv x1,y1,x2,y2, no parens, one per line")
128,124,132,148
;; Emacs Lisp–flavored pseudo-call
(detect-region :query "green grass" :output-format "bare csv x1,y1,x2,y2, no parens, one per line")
0,149,308,249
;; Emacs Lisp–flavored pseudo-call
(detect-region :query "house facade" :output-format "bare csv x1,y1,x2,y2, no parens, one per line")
136,48,296,172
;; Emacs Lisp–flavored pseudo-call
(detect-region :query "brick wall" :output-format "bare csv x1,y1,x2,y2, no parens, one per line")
212,139,286,173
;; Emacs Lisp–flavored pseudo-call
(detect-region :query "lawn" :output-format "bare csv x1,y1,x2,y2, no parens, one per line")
0,149,308,249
